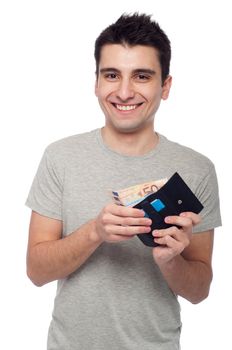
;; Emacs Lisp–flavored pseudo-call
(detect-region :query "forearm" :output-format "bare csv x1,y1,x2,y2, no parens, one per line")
157,255,213,304
27,219,102,286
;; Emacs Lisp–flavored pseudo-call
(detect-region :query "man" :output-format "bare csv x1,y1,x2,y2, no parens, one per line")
26,13,221,350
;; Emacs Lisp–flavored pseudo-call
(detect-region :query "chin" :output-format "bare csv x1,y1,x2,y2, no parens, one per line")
111,117,153,133
112,123,147,135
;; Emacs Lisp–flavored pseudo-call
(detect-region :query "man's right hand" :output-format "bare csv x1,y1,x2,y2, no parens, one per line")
94,203,152,243
26,205,151,286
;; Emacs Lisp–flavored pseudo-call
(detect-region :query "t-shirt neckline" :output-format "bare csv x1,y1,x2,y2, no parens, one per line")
95,128,166,161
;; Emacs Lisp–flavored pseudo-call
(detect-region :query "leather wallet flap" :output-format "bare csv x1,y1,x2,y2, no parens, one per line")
134,172,204,247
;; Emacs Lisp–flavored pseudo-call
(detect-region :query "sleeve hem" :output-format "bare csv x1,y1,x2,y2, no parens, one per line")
192,221,222,234
25,201,62,221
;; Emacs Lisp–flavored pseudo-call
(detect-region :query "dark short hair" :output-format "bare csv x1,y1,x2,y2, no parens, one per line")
94,13,171,84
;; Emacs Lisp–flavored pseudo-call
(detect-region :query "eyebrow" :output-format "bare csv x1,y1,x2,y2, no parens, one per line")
99,68,156,75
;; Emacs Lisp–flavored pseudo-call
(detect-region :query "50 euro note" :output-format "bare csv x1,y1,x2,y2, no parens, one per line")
111,178,167,207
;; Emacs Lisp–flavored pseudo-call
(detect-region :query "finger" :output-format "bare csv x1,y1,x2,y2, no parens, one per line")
119,216,152,227
105,234,133,243
154,234,179,247
102,212,152,227
106,223,151,236
153,226,191,245
180,212,201,225
164,215,193,229
154,234,187,252
153,226,180,239
106,203,145,218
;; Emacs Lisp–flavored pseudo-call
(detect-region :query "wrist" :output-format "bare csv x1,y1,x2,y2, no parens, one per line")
155,254,180,271
87,219,103,245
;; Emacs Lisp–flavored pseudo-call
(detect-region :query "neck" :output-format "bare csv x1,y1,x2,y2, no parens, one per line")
101,126,159,156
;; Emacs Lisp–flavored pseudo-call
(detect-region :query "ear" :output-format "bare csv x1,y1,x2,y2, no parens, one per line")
94,77,98,96
161,75,172,100
95,77,99,97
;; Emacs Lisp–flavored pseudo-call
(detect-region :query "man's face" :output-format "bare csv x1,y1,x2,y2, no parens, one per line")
95,44,172,134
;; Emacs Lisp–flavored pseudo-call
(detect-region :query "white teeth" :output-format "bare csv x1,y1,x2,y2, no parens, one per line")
116,104,137,111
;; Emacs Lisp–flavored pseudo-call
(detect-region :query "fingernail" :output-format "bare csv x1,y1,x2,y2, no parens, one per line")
142,210,149,218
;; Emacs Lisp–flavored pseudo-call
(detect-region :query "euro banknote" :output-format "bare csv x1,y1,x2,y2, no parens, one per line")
111,178,167,207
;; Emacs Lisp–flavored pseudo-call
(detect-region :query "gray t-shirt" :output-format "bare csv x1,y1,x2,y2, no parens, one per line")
26,129,221,350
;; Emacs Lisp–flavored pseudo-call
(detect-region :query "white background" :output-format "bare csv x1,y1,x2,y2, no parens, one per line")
0,1,231,349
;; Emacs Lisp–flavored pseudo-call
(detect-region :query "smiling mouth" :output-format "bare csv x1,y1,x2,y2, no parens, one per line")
112,103,143,111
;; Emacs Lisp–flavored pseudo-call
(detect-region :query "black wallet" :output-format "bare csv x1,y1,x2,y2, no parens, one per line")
133,172,204,247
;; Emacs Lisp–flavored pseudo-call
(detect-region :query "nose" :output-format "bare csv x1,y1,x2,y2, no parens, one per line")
116,78,135,101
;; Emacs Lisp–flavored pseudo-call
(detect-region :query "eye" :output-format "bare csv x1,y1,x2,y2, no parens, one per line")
105,73,118,80
136,74,150,81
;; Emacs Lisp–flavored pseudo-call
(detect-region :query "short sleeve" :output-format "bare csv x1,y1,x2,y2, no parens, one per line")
193,164,222,233
25,147,63,220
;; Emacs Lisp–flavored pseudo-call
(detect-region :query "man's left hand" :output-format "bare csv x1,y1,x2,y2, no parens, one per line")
152,212,201,266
